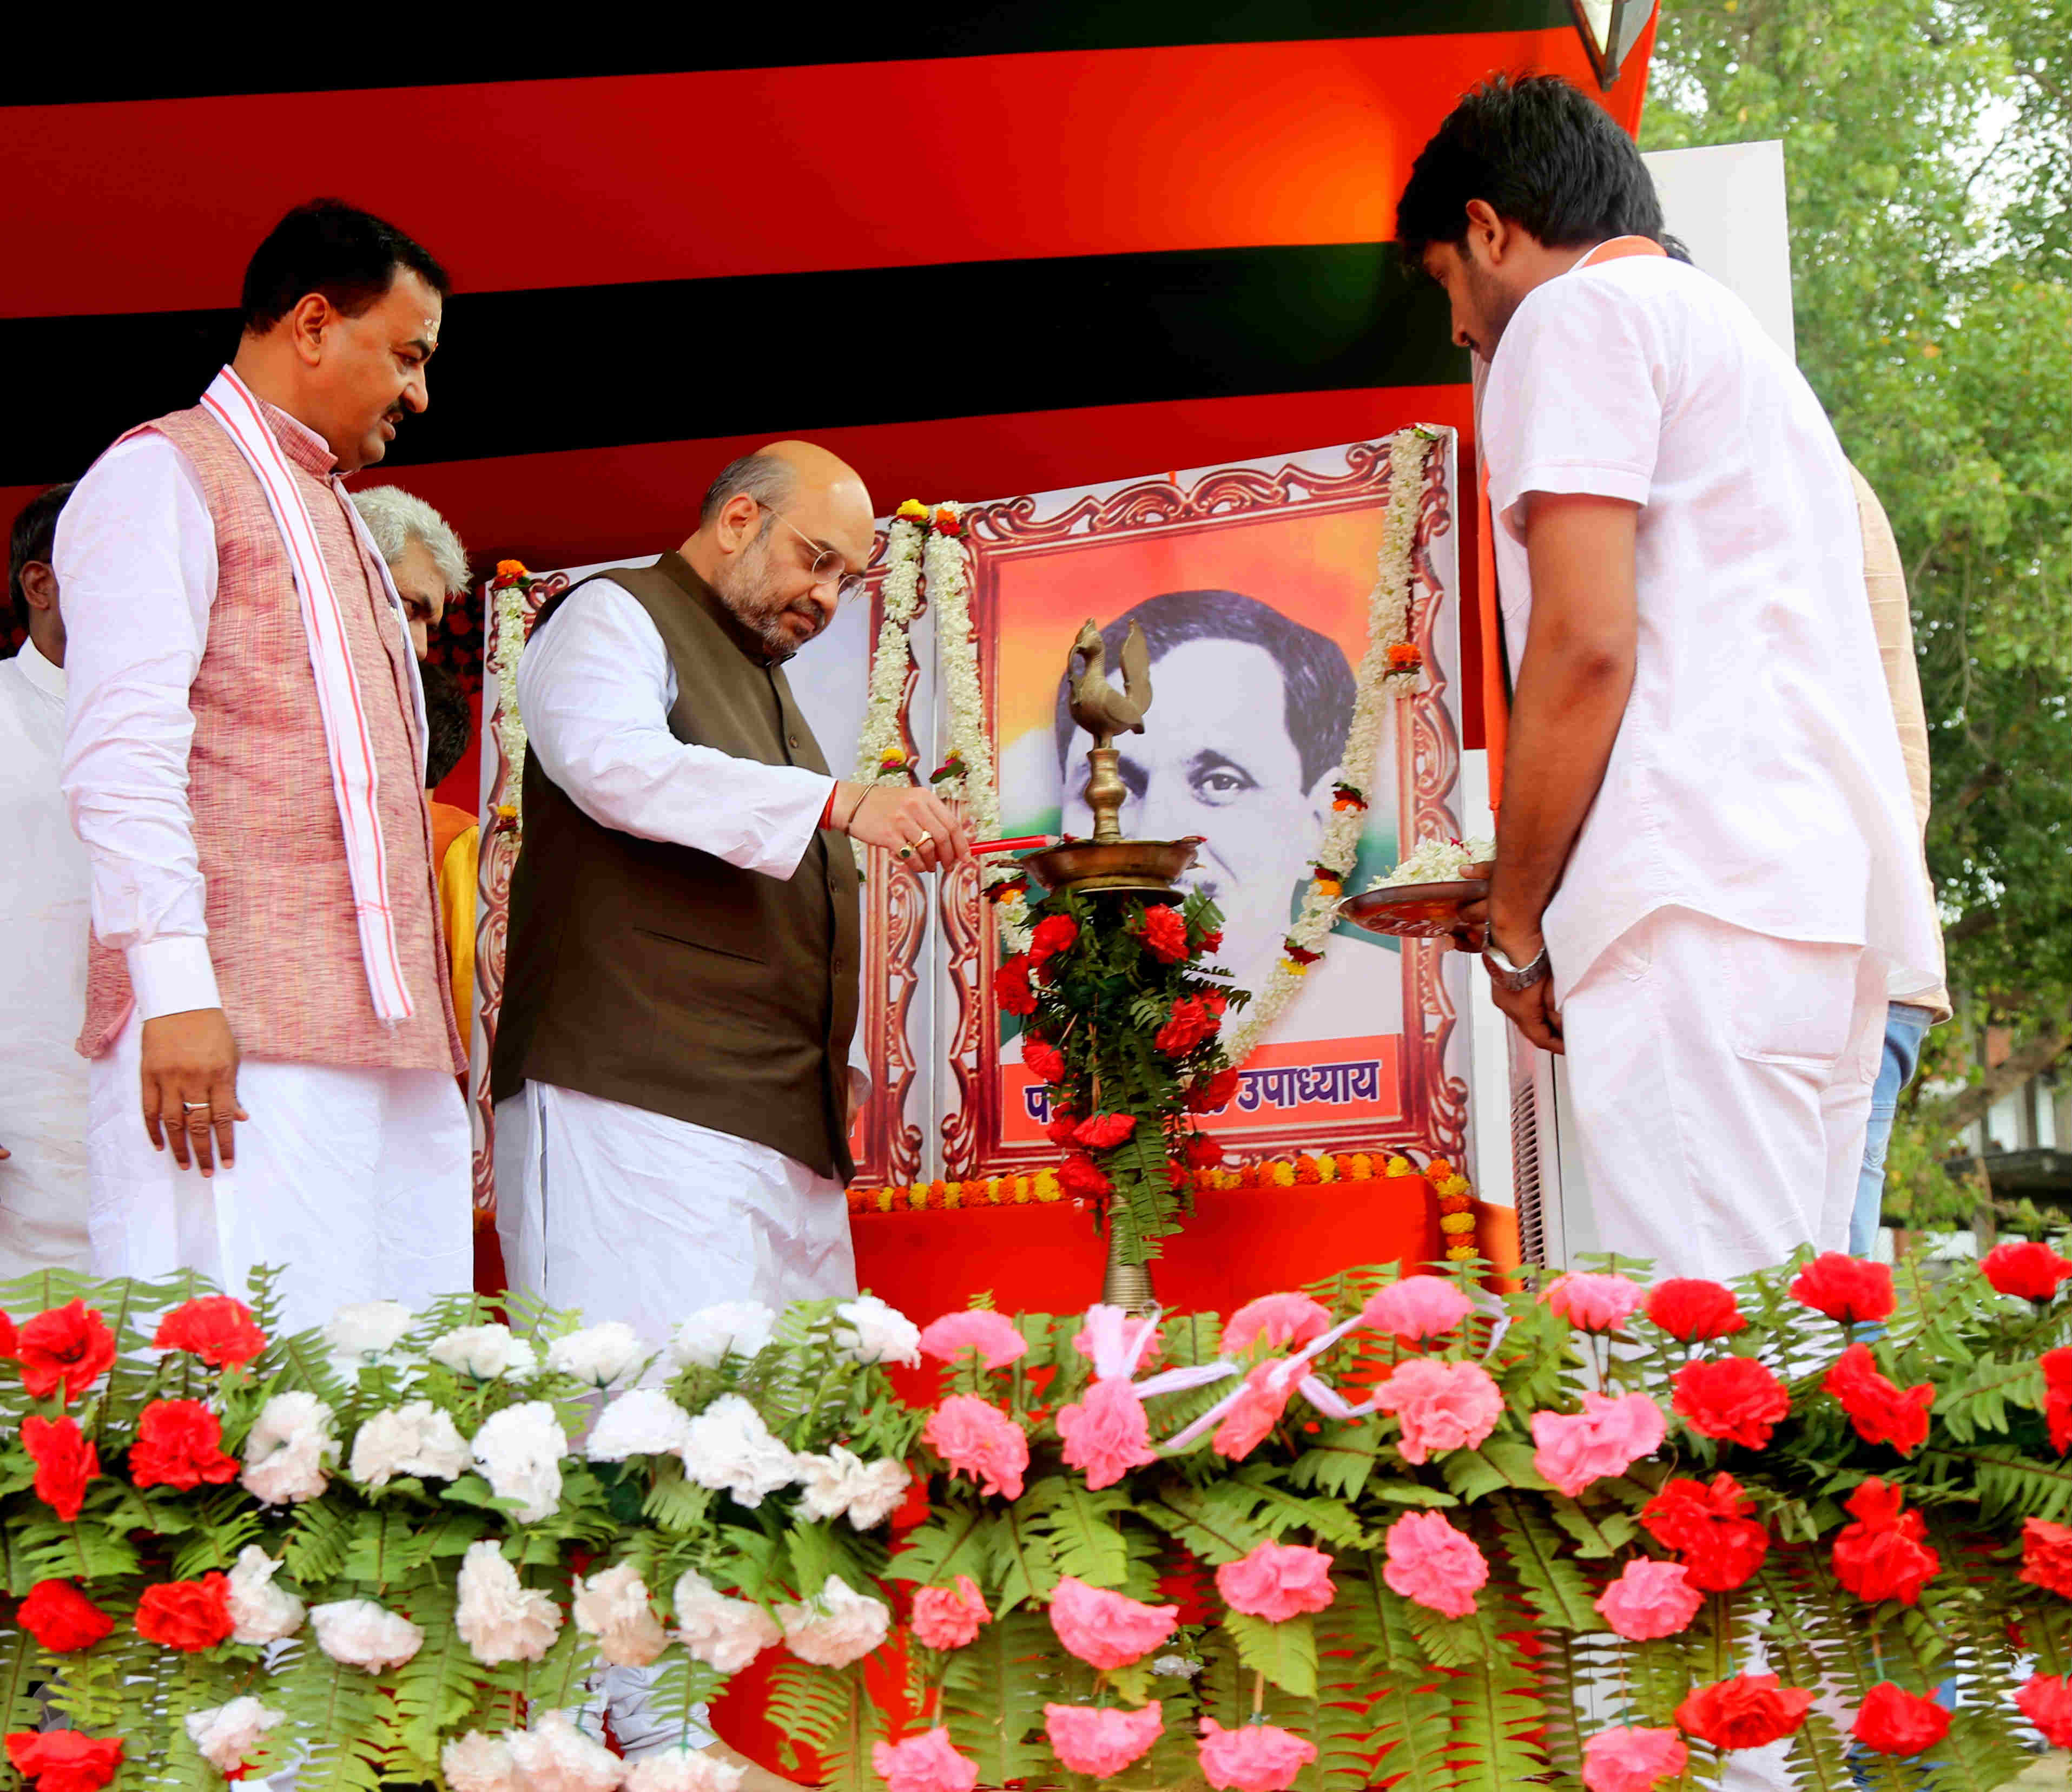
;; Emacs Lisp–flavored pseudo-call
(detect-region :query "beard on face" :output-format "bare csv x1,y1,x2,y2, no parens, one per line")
712,524,828,655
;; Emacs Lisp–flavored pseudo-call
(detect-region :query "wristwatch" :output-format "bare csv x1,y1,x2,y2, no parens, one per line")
1482,939,1550,993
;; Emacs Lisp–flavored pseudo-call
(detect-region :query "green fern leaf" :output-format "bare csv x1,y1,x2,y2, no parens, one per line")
1223,1610,1317,1697
1489,1492,1601,1630
884,1503,993,1587
1137,1481,1268,1563
939,1605,1065,1786
1022,1475,1132,1587
1437,1639,1553,1790
988,1504,1060,1611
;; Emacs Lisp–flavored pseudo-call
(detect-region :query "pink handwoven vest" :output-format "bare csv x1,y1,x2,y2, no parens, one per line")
76,402,464,1075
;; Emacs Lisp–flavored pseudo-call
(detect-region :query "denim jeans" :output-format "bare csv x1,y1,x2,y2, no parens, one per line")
1847,1003,1935,1257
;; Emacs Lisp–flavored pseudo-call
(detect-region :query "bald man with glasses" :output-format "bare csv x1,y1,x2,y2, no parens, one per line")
493,442,968,1355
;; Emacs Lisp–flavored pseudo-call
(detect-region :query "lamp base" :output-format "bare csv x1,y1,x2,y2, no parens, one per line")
1019,837,1200,897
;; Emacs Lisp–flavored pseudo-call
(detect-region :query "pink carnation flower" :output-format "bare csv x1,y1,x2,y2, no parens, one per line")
1360,1276,1473,1343
1593,1559,1701,1641
1056,1378,1159,1489
1381,1511,1488,1619
922,1396,1029,1500
1223,1293,1332,1354
1581,1725,1688,1792
918,1310,1027,1370
1044,1702,1163,1776
1197,1720,1318,1792
1530,1392,1667,1499
1215,1541,1336,1623
1543,1273,1647,1332
1046,1576,1179,1670
870,1729,978,1792
1212,1358,1305,1460
1372,1358,1503,1464
909,1576,989,1651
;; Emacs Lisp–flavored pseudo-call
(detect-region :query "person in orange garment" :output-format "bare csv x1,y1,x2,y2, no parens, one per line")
419,660,478,1037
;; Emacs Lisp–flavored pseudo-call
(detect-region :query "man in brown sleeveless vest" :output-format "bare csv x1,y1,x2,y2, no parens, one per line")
492,444,969,1358
56,202,470,1334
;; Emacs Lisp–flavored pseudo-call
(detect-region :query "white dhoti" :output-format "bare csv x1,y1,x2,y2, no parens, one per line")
1559,906,1886,1282
87,1011,471,1334
493,1079,856,1339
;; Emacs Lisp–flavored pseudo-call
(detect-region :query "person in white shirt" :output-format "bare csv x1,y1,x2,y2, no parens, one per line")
1397,77,1942,1284
1,482,94,1280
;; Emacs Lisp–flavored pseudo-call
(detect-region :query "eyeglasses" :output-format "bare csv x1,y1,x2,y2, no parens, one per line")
758,502,867,604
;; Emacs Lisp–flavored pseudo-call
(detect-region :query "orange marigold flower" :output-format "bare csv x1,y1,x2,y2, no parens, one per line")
1346,1152,1373,1180
1387,642,1423,670
495,558,530,579
1293,1156,1322,1184
1427,1158,1454,1180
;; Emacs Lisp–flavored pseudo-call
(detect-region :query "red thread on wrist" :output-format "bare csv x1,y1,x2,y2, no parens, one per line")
820,787,838,830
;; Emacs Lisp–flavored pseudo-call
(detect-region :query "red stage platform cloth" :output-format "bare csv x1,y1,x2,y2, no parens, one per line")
850,1175,1442,1322
709,1174,1440,1766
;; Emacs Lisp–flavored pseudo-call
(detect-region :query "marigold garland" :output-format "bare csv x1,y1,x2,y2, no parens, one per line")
486,563,539,834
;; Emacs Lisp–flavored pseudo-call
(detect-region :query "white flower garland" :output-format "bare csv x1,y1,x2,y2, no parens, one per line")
1222,426,1437,1068
849,508,930,873
489,576,533,831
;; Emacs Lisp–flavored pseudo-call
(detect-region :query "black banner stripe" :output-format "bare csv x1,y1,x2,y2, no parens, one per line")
6,245,1466,486
6,5,1574,105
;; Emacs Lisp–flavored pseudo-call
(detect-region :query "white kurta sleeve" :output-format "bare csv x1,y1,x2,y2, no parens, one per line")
56,433,222,1020
516,577,835,879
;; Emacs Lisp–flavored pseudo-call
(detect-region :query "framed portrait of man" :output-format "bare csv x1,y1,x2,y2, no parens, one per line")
934,436,1470,1176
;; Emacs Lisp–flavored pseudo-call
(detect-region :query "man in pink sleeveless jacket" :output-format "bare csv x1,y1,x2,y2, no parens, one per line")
55,201,471,1333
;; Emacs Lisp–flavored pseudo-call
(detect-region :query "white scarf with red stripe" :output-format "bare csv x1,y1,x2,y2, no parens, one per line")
201,366,419,1024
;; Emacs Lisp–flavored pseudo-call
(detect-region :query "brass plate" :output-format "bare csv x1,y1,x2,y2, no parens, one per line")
1020,838,1202,896
1335,879,1487,938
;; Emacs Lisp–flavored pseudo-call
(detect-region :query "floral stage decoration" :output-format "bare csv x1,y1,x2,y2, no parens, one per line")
10,1243,2072,1792
486,561,541,835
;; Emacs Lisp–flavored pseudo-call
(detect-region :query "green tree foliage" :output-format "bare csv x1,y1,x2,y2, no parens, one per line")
1644,0,2072,1220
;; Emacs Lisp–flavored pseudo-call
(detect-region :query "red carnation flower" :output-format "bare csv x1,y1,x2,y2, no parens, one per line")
1044,1111,1081,1148
134,1573,233,1653
1058,1155,1112,1200
1645,1279,1745,1342
6,1731,124,1792
2022,1518,2072,1600
1672,1355,1791,1450
23,1414,100,1522
1791,1253,1895,1325
1200,930,1223,954
1852,1683,1950,1757
1186,1067,1239,1114
1024,1035,1066,1085
16,1580,115,1654
1823,1342,1934,1455
2020,1675,2072,1749
1674,1674,1814,1751
1982,1240,2072,1302
1640,1473,1770,1592
129,1398,240,1492
1153,997,1217,1057
1831,1479,1938,1606
152,1295,266,1368
0,1309,16,1357
1186,1132,1224,1167
1136,904,1189,964
15,1300,117,1404
1073,1113,1137,1151
994,956,1037,1017
2046,1348,2072,1454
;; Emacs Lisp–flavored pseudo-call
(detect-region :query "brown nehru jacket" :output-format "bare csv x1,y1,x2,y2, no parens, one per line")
491,552,862,1181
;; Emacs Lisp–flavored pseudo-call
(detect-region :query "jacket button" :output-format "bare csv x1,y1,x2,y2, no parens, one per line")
788,733,800,749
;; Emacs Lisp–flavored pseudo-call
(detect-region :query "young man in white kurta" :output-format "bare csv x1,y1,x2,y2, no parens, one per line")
1,485,94,1279
1401,78,1941,1282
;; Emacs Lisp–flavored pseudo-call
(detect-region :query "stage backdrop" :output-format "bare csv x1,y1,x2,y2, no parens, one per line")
471,434,1468,1210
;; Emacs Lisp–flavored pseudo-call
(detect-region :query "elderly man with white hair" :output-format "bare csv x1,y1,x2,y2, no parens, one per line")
351,484,468,661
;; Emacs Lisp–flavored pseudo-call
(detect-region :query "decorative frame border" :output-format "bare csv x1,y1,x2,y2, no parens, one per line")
933,438,1467,1180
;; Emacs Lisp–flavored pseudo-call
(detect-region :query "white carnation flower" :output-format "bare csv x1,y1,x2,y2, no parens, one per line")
456,1539,562,1664
348,1400,472,1487
775,1576,890,1668
443,1731,521,1792
671,1569,781,1675
183,1697,283,1773
586,1388,692,1462
472,1400,568,1524
505,1710,625,1792
669,1302,776,1369
833,1295,921,1367
431,1323,538,1380
624,1750,745,1792
1151,1654,1202,1679
241,1391,338,1506
795,1446,909,1531
545,1322,645,1387
324,1300,414,1360
309,1598,424,1673
571,1562,667,1668
226,1545,306,1645
677,1394,801,1508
